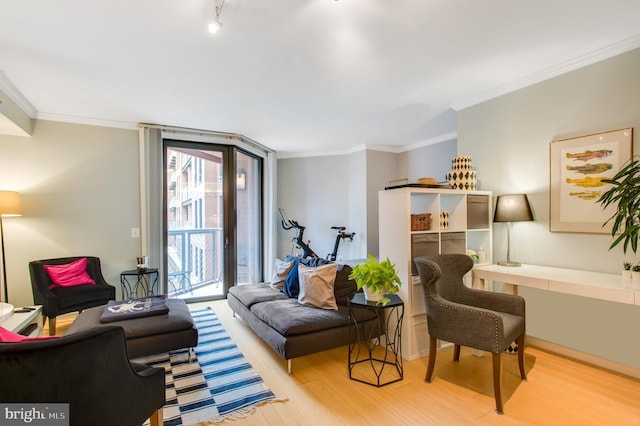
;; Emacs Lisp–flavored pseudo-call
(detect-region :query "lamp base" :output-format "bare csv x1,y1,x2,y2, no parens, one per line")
497,260,522,267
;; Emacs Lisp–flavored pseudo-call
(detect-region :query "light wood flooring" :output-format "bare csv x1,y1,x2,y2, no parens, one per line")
53,301,640,425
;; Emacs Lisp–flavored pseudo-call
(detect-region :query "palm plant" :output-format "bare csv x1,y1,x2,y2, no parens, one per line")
598,157,640,254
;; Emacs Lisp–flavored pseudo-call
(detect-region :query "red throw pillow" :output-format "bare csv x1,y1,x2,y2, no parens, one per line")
44,257,96,289
0,327,59,342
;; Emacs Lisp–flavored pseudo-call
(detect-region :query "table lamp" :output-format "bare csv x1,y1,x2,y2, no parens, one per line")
0,190,22,303
493,194,533,267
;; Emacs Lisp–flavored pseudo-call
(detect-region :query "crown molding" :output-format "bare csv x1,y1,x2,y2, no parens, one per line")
451,34,640,111
276,132,458,159
276,145,366,159
37,112,138,130
404,131,457,151
0,71,37,118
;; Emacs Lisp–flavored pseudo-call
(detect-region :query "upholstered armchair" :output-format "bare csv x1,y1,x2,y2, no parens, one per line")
413,253,527,414
29,256,116,335
0,326,165,426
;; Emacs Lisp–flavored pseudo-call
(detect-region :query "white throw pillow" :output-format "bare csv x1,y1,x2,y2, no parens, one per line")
297,263,339,310
270,258,294,290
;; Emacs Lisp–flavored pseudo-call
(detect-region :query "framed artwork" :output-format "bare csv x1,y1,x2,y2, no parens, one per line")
550,128,633,233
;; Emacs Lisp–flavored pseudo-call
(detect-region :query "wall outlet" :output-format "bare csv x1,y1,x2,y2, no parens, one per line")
131,227,140,238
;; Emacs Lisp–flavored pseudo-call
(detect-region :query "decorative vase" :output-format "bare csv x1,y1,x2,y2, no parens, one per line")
622,269,632,280
632,271,640,281
446,156,477,190
440,211,449,230
363,286,385,302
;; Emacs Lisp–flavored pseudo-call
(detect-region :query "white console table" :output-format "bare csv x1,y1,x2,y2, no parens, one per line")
0,305,43,336
472,264,640,378
472,264,640,305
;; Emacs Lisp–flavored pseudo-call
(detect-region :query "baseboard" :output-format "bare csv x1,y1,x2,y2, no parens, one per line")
527,336,640,380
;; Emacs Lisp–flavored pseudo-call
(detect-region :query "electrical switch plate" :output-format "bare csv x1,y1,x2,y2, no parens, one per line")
131,227,140,238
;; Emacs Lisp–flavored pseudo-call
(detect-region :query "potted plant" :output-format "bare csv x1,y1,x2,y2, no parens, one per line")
598,157,640,254
632,263,640,281
623,261,633,279
349,254,402,304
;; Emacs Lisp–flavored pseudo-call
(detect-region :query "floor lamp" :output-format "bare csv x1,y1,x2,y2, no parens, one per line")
493,194,533,267
0,191,22,303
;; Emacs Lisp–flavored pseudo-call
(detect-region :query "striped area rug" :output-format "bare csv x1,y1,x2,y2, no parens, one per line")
138,307,281,425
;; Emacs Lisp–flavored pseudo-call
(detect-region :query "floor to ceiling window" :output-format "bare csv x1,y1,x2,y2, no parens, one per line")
164,140,263,301
236,151,262,284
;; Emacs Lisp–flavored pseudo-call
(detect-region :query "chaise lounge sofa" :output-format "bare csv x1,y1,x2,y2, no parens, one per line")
227,257,380,373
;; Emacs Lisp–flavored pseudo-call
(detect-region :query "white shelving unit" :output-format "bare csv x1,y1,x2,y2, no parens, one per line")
379,187,493,360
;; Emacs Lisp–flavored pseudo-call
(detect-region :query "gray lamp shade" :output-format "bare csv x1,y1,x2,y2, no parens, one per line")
493,194,534,223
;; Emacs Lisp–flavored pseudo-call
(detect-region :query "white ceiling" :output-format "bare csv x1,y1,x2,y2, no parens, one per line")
1,0,640,157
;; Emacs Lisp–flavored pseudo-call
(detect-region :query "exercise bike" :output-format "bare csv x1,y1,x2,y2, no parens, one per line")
279,208,355,261
327,226,355,261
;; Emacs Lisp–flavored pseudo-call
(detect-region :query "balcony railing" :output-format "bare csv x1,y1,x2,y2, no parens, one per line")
167,228,223,296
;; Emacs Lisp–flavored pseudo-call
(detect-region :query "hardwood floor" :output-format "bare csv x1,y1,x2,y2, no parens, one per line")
55,302,640,425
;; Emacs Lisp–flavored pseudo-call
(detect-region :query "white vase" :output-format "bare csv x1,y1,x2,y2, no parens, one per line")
632,271,640,281
363,286,385,302
622,269,632,280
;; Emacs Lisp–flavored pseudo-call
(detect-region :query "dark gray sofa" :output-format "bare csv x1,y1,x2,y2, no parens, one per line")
228,262,379,374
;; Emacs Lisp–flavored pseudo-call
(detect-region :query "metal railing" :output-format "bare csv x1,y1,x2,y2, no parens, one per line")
167,228,223,296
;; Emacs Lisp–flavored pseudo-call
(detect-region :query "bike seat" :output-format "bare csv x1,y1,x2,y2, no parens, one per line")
331,226,346,231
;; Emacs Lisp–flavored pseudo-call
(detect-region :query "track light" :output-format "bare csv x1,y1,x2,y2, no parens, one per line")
208,0,225,34
208,21,222,34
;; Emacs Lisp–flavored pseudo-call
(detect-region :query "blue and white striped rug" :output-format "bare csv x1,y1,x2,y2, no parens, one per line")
139,307,282,425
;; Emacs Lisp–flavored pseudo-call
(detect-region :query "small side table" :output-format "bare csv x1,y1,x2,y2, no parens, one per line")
0,305,43,336
348,293,404,387
120,268,159,299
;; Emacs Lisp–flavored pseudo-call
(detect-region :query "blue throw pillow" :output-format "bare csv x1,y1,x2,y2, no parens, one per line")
282,257,301,297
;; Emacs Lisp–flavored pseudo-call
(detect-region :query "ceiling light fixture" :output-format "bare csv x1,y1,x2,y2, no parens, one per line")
208,0,225,34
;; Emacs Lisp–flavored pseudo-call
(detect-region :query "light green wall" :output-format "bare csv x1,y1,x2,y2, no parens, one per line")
0,120,141,305
458,48,640,368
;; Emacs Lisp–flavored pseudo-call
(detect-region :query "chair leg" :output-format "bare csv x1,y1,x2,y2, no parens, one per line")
149,408,163,426
453,344,461,361
492,352,503,415
48,317,57,336
517,333,527,380
425,335,437,383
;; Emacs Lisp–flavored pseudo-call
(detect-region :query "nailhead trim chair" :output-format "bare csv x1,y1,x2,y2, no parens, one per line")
29,256,116,335
414,253,527,414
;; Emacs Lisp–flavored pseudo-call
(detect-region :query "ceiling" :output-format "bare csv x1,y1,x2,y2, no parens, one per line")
1,0,640,157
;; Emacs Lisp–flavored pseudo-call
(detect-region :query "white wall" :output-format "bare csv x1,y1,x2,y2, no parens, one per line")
365,150,396,257
276,140,457,261
458,47,640,369
397,139,457,185
276,154,356,261
348,150,368,258
0,120,141,305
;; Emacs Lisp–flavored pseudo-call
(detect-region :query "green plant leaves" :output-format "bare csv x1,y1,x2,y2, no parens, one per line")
598,157,640,254
348,254,402,298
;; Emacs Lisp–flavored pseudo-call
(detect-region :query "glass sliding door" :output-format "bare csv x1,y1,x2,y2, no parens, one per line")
164,140,263,301
236,150,262,284
165,141,225,300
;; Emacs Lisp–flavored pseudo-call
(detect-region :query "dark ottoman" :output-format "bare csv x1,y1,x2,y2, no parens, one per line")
65,298,198,358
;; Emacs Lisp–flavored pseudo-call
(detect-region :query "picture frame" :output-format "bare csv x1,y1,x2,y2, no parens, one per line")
549,128,633,233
